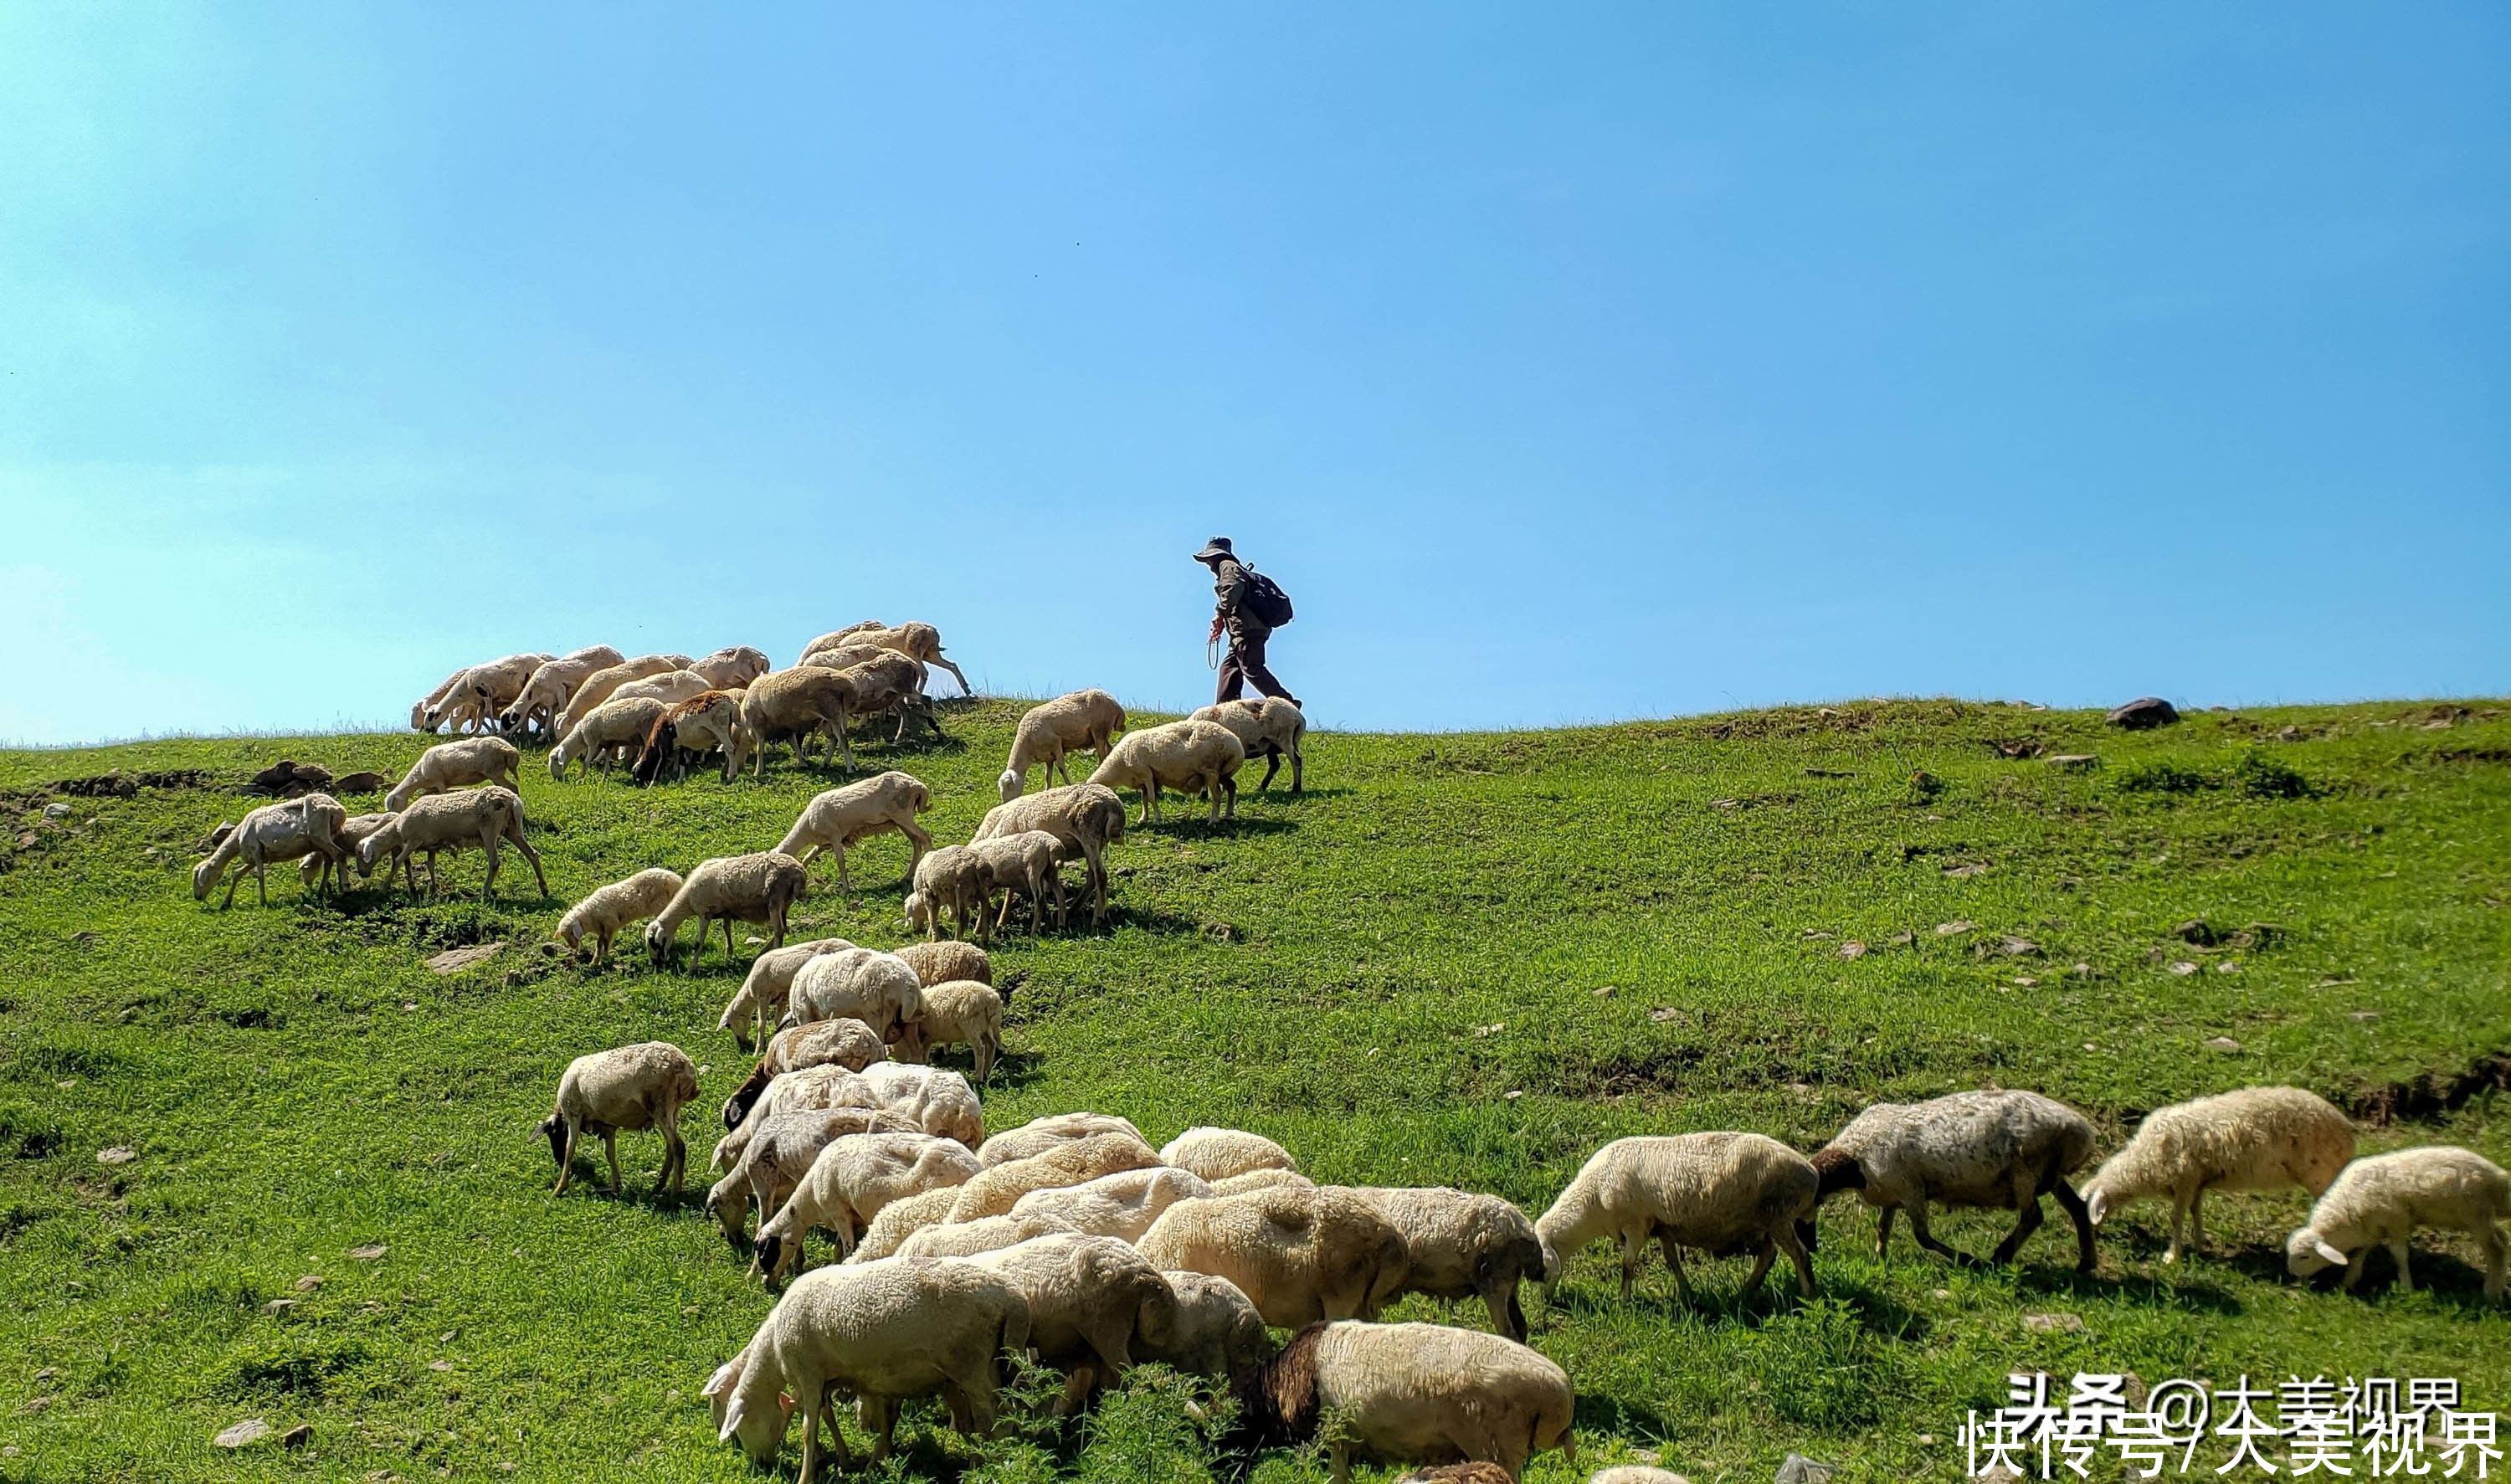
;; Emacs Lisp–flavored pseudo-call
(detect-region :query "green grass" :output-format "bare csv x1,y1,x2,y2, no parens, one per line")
3,696,2508,1482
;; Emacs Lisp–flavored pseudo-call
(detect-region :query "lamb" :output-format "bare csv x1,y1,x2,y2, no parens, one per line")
2084,1086,2358,1263
855,1061,984,1147
752,1131,984,1279
1349,1186,1548,1341
538,1040,699,1195
963,1234,1178,1412
720,1018,889,1132
1088,719,1246,824
1213,1168,1314,1196
1137,1185,1412,1329
948,1132,1165,1221
296,810,391,889
548,696,668,780
2285,1146,2508,1297
735,666,859,778
806,621,969,696
1245,1321,1575,1484
705,1106,922,1247
968,829,1068,935
847,1185,963,1263
906,845,996,944
895,1211,1081,1261
688,644,772,690
629,691,747,785
978,1112,1151,1168
385,735,522,811
555,654,688,737
717,938,854,1051
1012,1166,1215,1243
1162,1127,1299,1183
896,939,992,988
1807,1089,2098,1272
706,1257,1030,1480
1535,1134,1815,1307
357,785,550,901
973,783,1126,928
913,979,1005,1082
553,867,685,964
771,771,934,896
501,648,625,738
1143,1271,1275,1389
1190,696,1307,793
782,947,926,1053
194,793,354,907
999,690,1128,801
644,851,807,968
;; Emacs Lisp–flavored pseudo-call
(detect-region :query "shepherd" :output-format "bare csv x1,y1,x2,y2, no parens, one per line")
1193,536,1299,708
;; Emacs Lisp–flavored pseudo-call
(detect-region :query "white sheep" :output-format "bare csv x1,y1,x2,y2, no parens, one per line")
1246,1321,1575,1484
1190,696,1307,793
1143,1271,1275,1389
610,669,713,710
834,651,940,745
195,793,354,907
948,1132,1166,1221
704,1105,922,1247
720,1017,889,1132
1012,1166,1215,1243
538,1040,699,1195
548,696,669,781
644,851,807,968
1350,1186,1548,1340
1809,1089,2098,1271
771,771,934,897
706,1257,1030,1479
424,653,548,733
968,829,1068,935
553,867,686,964
1088,718,1246,824
907,845,995,944
713,1066,881,1174
752,1131,984,1279
1212,1168,1314,1196
2285,1146,2508,1297
2085,1086,2357,1262
895,1210,1081,1261
978,1112,1151,1168
1537,1134,1817,1307
914,979,1005,1082
964,1233,1178,1412
974,783,1125,928
999,690,1127,801
896,939,993,988
805,621,968,695
783,947,926,1053
629,691,747,785
847,1185,964,1264
296,810,391,890
855,1061,985,1148
555,654,687,737
735,666,860,777
797,619,886,658
1162,1126,1299,1183
410,665,471,733
386,735,522,812
1137,1185,1411,1329
358,785,550,901
501,649,624,737
717,937,854,1051
688,644,772,689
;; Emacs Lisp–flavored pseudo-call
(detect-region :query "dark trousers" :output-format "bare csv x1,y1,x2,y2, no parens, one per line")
1216,622,1292,704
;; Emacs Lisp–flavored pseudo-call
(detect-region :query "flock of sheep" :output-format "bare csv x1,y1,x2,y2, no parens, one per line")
181,629,2510,1483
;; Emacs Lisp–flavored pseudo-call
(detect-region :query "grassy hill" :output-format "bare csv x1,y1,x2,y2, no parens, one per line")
3,696,2507,1483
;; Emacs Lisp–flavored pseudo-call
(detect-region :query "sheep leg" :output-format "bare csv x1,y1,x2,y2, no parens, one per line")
1905,1202,1974,1266
663,1116,686,1191
2478,1225,2504,1299
1738,1240,1776,1300
1617,1229,1646,1302
2164,1192,2190,1264
1777,1223,1818,1296
935,657,970,696
1224,773,1236,819
1257,752,1281,792
254,862,270,907
1990,1195,2046,1266
2048,1180,2098,1272
217,860,242,910
1056,1365,1099,1417
602,1130,622,1192
1657,1235,1699,1307
860,1396,898,1466
1330,1439,1352,1484
480,835,501,902
1482,1277,1528,1341
2389,1239,2415,1293
2184,1185,2206,1261
506,819,549,897
721,917,737,962
554,1119,580,1195
1874,1204,1895,1260
798,1385,822,1484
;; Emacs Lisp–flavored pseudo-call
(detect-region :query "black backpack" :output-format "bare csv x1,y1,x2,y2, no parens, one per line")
1238,565,1294,627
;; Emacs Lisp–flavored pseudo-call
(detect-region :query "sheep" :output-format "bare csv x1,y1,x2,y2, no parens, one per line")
2285,1146,2508,1297
1012,1166,1215,1243
806,621,968,696
2085,1086,2358,1263
385,735,521,811
1089,719,1246,824
948,1132,1165,1221
194,793,354,907
834,651,941,745
978,1112,1151,1168
714,1066,882,1174
644,851,807,968
735,667,860,778
1807,1089,2098,1272
705,1106,922,1247
913,979,1005,1082
357,785,549,901
1137,1186,1411,1329
1245,1321,1575,1484
538,1041,699,1195
548,696,670,780
1144,1271,1275,1389
783,947,926,1053
1213,1168,1315,1196
706,1257,1030,1480
410,665,471,732
688,644,772,690
798,619,886,658
1537,1133,1818,1307
553,867,685,964
963,1234,1178,1412
752,1131,983,1279
610,668,713,711
999,690,1127,801
297,810,391,890
896,939,992,988
717,938,854,1052
968,829,1068,935
771,771,934,896
1191,696,1307,793
796,642,892,675
630,691,747,785
974,783,1126,928
847,1185,964,1263
424,653,548,733
501,650,624,738
1349,1186,1548,1341
896,1211,1081,1261
721,1018,889,1132
1162,1127,1299,1184
907,845,995,944
855,1061,985,1147
555,654,688,737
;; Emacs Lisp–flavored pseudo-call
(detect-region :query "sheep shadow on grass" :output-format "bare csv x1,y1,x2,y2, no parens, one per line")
1127,814,1297,841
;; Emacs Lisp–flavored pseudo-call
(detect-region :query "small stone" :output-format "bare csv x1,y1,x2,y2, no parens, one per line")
293,1276,324,1292
1943,862,1989,879
1801,928,1834,940
2011,976,2037,988
215,1419,273,1449
22,1397,50,1415
2023,1312,2085,1333
2348,1010,2380,1022
2106,696,2180,730
54,1079,75,1091
1592,986,1616,999
1471,1023,1506,1038
744,935,765,947
1936,920,1976,937
43,803,72,819
429,1360,452,1373
282,1424,313,1449
96,1146,137,1166
2168,961,2200,976
1932,1287,1953,1300
347,1243,388,1261
402,1002,419,1012
1649,1007,1682,1022
1837,940,1867,960
1774,1454,1839,1484
680,1305,701,1317
425,944,502,975
2072,963,2093,977
1503,1090,1524,1101
2082,1041,2099,1051
439,1330,456,1343
33,1368,56,1385
265,1298,297,1314
2216,960,2241,973
2205,1036,2242,1053
1887,930,1916,946
2047,753,2098,770
2000,936,2040,956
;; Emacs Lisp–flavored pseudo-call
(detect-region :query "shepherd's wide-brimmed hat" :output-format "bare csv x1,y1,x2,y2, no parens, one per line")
1192,536,1235,562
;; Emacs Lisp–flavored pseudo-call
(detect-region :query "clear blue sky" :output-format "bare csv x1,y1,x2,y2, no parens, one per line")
3,4,2505,744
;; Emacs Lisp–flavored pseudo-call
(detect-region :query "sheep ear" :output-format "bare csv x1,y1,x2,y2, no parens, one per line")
2087,1189,2110,1225
701,1357,744,1398
777,1391,797,1415
716,1395,747,1441
2314,1237,2349,1266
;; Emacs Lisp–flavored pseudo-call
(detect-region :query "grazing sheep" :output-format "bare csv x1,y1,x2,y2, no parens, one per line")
1013,1166,1215,1243
856,1061,985,1147
2285,1146,2508,1297
717,938,855,1051
713,1066,881,1174
999,690,1127,801
610,669,713,710
896,939,992,988
978,1112,1151,1169
555,655,687,737
630,691,747,785
411,665,472,733
783,947,926,1053
706,1257,1030,1480
847,1186,963,1264
1212,1168,1314,1196
297,810,391,890
1537,1134,1816,1307
358,786,549,901
949,1133,1165,1221
539,1041,699,1195
501,648,626,737
1350,1187,1548,1341
798,619,886,657
896,1211,1081,1261
913,979,1005,1082
554,867,686,964
752,1132,984,1279
964,1234,1178,1412
2086,1086,2358,1262
195,793,354,907
705,1106,922,1247
549,696,669,781
908,846,995,944
772,771,935,896
830,651,940,745
1144,1271,1276,1389
688,644,773,690
736,667,860,778
973,783,1127,928
1246,1321,1575,1484
424,653,548,733
720,1018,890,1131
1138,1186,1411,1329
1163,1127,1299,1184
644,851,807,968
1089,719,1246,824
386,736,521,811
1191,696,1307,793
1808,1090,2098,1271
807,621,968,696
968,829,1068,935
